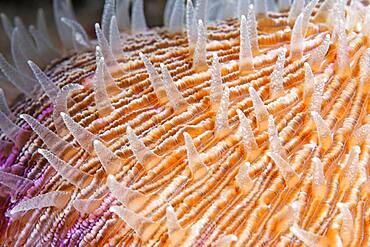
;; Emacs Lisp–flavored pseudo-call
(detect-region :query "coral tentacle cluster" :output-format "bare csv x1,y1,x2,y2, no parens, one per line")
0,0,369,246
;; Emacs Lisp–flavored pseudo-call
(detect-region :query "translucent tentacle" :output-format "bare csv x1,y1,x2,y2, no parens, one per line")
289,13,304,60
28,60,60,104
215,86,230,137
126,125,160,170
20,114,76,158
268,115,286,158
61,112,99,154
107,175,151,212
160,63,188,112
10,191,71,215
311,111,333,152
169,0,185,32
267,152,300,188
0,88,16,121
184,132,208,181
94,140,123,175
61,17,91,49
249,86,269,131
0,53,37,97
53,83,84,136
95,23,120,68
254,0,266,16
0,111,29,146
110,206,160,242
193,19,208,72
235,162,253,194
38,148,93,188
210,54,223,113
94,57,115,117
239,15,254,74
288,0,304,23
0,171,33,196
186,0,197,52
116,0,130,31
109,16,122,59
308,34,330,71
236,109,258,161
102,0,116,39
139,52,167,103
0,13,13,39
131,0,147,33
53,0,76,51
270,48,286,99
247,4,259,52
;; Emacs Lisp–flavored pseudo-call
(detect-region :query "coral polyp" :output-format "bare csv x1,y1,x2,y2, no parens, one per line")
0,0,369,246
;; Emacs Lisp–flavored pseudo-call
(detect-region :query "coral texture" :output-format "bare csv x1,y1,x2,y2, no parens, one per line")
0,0,369,246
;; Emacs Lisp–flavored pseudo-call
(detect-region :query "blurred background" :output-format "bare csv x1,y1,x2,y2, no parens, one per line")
0,0,166,104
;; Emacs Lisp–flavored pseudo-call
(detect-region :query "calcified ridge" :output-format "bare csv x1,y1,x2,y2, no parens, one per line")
0,0,369,246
